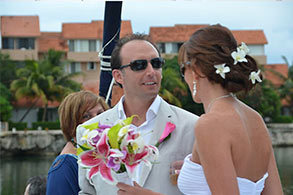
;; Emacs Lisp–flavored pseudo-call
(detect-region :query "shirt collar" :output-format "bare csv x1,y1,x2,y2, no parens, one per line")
117,95,162,121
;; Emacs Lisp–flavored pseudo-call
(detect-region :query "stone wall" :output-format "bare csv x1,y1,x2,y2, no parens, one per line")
0,123,292,156
267,123,293,146
0,130,65,156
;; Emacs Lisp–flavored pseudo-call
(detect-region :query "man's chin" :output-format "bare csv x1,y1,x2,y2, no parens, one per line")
141,91,159,100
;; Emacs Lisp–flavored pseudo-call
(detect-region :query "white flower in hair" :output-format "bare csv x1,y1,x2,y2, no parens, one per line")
214,63,230,79
249,70,262,84
231,48,248,65
239,42,250,54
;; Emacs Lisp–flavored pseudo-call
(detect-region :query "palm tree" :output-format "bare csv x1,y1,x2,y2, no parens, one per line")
10,50,81,122
159,56,187,107
280,56,293,114
10,60,48,121
265,56,293,115
0,52,17,89
38,49,81,121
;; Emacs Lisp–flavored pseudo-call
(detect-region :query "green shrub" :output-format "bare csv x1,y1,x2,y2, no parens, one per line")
32,121,60,130
9,122,27,130
273,115,293,123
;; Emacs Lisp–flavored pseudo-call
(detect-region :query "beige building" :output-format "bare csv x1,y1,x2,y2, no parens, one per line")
149,24,268,65
1,16,289,126
0,16,132,126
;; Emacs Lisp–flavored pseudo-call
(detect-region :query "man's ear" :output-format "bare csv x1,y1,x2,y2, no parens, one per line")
112,69,123,85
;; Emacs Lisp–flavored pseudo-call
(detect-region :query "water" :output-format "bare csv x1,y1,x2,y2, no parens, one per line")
0,155,55,195
0,147,292,195
274,147,293,194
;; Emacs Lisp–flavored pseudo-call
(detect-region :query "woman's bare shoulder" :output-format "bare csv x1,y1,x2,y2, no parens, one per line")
194,112,232,140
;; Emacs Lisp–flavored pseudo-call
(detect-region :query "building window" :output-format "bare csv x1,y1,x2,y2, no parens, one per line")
69,40,74,51
70,62,81,73
158,43,166,53
17,38,35,49
2,37,35,50
87,62,96,70
170,43,179,53
2,38,14,49
69,40,98,52
89,40,96,52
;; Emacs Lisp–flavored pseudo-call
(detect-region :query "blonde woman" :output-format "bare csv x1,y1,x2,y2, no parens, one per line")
46,91,109,195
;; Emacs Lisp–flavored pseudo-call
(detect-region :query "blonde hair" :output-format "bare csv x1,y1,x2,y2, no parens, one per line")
58,91,109,141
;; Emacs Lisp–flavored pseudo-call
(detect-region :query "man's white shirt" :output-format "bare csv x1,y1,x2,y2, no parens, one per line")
117,95,162,182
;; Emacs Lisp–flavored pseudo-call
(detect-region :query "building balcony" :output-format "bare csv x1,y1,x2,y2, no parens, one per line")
251,55,267,65
67,51,99,62
0,49,38,61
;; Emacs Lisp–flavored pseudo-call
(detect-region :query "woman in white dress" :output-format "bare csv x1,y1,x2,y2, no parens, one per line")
116,24,283,195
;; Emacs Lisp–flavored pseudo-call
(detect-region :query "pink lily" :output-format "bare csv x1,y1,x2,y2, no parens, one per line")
122,147,149,178
79,132,125,184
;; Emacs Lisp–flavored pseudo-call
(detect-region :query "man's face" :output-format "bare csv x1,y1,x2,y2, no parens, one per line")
115,40,162,101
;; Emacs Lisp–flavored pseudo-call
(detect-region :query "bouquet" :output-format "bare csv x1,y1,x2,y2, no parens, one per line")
77,115,159,185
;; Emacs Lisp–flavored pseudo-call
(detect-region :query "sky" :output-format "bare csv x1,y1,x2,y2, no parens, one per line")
1,0,293,64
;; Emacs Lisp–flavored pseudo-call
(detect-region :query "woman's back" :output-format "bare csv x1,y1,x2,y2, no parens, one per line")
190,97,272,194
229,99,271,182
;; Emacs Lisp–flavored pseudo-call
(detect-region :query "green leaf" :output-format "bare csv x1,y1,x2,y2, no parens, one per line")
76,143,92,156
82,122,100,131
108,115,137,149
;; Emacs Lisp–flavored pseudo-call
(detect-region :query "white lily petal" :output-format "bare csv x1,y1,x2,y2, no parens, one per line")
128,136,145,154
238,57,248,63
214,63,230,79
118,125,131,140
81,129,90,143
249,70,262,84
231,48,247,65
220,72,226,79
239,42,250,54
256,77,262,83
223,66,230,73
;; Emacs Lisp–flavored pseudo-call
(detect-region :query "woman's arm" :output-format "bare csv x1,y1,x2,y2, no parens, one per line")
261,149,283,195
193,117,240,195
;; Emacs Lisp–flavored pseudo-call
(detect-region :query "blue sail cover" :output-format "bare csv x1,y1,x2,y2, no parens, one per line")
99,1,122,106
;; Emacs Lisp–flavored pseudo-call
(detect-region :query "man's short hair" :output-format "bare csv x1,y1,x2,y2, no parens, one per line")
111,33,161,70
26,175,47,195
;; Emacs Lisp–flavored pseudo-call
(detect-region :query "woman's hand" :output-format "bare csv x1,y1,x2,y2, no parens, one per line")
117,181,163,195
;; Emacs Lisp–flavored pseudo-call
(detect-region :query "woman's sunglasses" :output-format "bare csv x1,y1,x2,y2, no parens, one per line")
119,57,165,71
180,61,191,77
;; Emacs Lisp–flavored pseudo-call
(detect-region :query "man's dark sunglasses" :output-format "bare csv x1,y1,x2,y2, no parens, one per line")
120,57,165,71
180,61,191,77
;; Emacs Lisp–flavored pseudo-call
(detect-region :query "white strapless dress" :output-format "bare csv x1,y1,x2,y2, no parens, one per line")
178,154,268,195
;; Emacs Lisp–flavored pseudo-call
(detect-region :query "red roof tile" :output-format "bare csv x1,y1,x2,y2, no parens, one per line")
38,32,68,52
62,20,132,39
150,24,267,45
263,64,288,86
150,24,208,42
232,30,267,45
1,16,40,37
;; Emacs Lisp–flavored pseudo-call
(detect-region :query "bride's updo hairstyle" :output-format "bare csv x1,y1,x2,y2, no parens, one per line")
185,24,262,93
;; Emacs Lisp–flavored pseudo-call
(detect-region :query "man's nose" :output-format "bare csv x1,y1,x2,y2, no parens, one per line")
145,61,155,74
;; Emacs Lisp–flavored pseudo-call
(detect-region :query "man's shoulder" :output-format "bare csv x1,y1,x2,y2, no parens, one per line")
161,99,199,119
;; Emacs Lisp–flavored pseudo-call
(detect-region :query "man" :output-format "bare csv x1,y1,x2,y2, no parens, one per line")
24,175,46,195
77,34,198,195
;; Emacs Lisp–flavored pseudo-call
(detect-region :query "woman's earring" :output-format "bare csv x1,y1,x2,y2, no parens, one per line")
193,81,197,96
